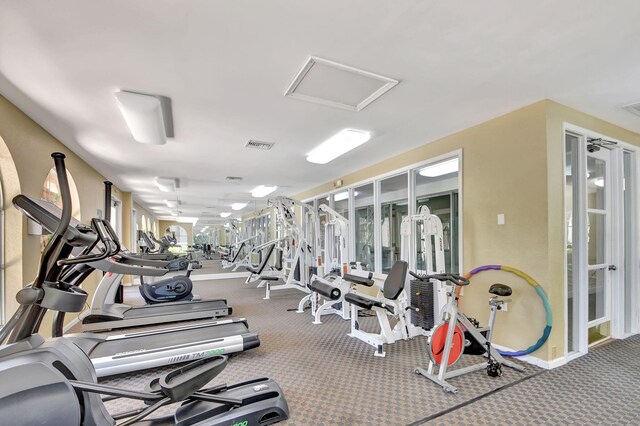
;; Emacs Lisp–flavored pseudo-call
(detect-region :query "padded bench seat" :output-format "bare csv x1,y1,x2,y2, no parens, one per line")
344,293,383,310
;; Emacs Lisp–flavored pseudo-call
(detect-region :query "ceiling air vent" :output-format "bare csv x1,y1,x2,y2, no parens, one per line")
284,56,399,111
623,102,640,117
226,176,243,183
245,140,275,150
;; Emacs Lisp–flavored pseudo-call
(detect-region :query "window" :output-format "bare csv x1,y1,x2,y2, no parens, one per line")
332,191,349,220
413,157,459,273
354,183,375,271
380,174,408,273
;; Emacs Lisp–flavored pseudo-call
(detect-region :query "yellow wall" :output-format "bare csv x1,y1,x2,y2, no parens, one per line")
0,94,129,333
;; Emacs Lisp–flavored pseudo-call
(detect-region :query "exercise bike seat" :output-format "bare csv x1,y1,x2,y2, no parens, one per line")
489,283,512,297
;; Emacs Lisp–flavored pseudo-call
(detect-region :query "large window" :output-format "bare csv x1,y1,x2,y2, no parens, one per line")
332,191,349,220
354,183,375,271
380,174,408,273
414,158,459,273
303,152,461,276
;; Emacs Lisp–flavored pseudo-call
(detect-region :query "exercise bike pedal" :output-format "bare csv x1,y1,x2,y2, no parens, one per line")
486,361,502,377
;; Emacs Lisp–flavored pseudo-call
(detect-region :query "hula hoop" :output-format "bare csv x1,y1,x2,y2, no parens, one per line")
463,265,552,357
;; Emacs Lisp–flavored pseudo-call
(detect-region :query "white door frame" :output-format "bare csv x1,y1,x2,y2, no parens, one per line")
564,123,639,357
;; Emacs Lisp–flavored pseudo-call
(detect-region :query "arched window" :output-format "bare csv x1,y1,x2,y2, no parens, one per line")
152,221,157,234
42,167,81,219
41,167,81,251
146,218,152,234
141,214,147,232
165,225,188,251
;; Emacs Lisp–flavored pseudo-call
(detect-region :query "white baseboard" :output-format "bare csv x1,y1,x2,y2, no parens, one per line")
190,272,250,281
492,343,568,370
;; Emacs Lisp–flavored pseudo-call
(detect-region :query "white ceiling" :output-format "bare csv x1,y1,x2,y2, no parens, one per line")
1,1,639,231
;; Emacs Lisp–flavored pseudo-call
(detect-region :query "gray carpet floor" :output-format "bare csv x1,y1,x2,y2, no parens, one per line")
100,260,640,425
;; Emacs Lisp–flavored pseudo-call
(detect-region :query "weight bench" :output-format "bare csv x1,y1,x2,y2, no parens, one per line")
343,260,413,357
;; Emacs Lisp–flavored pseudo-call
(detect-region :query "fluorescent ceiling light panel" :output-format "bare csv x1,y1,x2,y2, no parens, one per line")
177,216,198,225
165,200,181,208
251,185,278,198
231,203,247,211
114,91,173,145
334,191,348,201
284,56,399,111
307,129,371,164
155,177,179,193
419,158,459,177
220,212,231,218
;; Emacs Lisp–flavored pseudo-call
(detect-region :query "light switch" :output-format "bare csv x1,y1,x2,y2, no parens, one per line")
497,214,505,225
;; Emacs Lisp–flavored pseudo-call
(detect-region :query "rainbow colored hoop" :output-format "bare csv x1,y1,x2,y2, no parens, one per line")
464,265,552,357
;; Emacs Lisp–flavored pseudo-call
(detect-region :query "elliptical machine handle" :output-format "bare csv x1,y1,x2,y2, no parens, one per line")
57,218,116,265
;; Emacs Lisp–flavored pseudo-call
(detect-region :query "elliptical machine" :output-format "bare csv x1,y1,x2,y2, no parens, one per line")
0,153,289,425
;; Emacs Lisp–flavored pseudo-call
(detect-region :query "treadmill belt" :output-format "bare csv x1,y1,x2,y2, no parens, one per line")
124,300,229,319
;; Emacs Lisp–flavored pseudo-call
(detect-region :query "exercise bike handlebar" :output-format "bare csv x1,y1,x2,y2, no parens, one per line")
409,270,470,286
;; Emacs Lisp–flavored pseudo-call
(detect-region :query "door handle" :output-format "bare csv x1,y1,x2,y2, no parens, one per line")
608,265,617,271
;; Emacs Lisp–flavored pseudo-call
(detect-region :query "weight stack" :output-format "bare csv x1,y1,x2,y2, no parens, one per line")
410,279,435,330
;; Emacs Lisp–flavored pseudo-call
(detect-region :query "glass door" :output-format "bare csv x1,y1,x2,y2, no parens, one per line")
585,147,612,345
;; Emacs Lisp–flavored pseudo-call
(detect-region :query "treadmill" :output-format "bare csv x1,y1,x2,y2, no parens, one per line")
78,245,233,332
13,195,260,378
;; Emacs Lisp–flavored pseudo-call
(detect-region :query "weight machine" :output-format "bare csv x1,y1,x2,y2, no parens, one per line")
297,204,352,323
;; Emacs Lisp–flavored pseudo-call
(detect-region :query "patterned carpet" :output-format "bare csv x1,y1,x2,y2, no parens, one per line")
100,260,639,425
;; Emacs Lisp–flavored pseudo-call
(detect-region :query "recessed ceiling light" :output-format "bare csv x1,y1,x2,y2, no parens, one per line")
307,129,371,164
251,185,278,198
418,158,459,177
284,56,399,111
155,177,179,192
165,199,181,208
114,90,174,145
176,216,198,224
231,202,247,211
220,212,231,218
594,178,605,188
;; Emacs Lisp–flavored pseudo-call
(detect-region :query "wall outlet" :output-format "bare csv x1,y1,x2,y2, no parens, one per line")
497,213,505,225
501,302,508,311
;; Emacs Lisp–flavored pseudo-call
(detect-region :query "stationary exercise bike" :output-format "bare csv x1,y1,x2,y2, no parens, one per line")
137,259,197,304
410,271,526,393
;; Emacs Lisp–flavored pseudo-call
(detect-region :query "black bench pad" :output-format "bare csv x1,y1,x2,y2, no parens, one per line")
343,273,375,287
344,293,384,310
309,280,341,300
260,276,279,281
